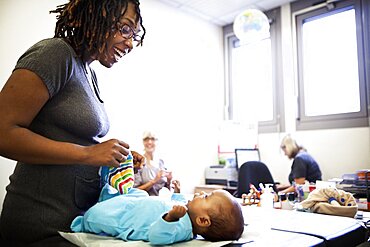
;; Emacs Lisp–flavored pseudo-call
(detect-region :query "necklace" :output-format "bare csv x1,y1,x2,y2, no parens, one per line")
83,62,104,103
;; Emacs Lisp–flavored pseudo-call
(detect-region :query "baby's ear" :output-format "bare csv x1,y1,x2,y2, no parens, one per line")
195,215,211,227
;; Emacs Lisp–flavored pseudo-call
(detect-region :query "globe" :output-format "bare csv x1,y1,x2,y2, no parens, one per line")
233,9,270,43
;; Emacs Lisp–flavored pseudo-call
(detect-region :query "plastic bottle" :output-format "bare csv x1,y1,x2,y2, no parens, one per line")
295,184,304,202
260,185,274,209
328,197,340,206
257,184,274,243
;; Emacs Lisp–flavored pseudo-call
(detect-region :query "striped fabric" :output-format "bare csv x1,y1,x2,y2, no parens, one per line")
100,153,134,194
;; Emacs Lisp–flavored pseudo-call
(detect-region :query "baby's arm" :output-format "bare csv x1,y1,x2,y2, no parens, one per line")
149,204,193,245
163,205,187,222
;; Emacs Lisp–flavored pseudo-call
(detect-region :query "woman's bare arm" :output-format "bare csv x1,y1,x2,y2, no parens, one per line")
0,69,128,167
280,177,306,194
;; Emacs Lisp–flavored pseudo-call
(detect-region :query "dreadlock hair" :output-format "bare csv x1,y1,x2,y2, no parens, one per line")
50,0,146,58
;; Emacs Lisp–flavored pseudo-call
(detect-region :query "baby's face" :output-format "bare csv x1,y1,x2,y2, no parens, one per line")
186,189,234,215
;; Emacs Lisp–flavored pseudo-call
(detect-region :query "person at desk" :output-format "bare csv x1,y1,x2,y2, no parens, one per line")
134,131,180,195
0,0,145,245
279,134,322,193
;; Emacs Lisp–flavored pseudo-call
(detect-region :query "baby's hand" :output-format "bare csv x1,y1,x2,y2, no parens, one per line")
164,205,188,222
165,171,173,180
131,151,145,173
171,180,181,193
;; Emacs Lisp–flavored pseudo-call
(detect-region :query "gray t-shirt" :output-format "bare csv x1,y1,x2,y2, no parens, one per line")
0,38,110,243
134,158,168,196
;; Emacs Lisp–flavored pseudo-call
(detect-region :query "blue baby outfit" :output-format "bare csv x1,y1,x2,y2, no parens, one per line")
71,188,193,245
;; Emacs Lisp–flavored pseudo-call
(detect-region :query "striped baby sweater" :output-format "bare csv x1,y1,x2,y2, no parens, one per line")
100,152,134,194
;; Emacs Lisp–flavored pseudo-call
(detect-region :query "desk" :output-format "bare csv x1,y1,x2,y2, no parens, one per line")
224,226,325,247
237,206,368,247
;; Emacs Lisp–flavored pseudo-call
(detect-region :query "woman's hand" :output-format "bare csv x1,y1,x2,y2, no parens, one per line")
165,171,173,181
154,170,166,183
171,180,181,193
83,139,130,167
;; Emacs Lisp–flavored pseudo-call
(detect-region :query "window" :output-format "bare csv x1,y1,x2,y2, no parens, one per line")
293,0,369,129
223,8,284,133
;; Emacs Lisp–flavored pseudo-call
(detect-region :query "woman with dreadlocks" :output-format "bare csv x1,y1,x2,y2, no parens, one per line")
0,0,145,246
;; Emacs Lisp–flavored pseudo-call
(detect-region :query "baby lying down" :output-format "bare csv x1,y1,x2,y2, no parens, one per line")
71,187,244,245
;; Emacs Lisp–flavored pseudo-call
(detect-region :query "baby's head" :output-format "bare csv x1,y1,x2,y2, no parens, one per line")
186,189,244,241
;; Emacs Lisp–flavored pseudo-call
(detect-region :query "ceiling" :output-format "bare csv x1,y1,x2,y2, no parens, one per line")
155,0,296,26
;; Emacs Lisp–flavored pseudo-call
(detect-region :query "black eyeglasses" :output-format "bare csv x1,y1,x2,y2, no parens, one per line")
116,22,143,46
143,137,157,142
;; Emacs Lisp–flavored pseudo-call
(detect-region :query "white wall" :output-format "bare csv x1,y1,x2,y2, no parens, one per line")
0,0,67,212
258,129,370,186
94,0,225,194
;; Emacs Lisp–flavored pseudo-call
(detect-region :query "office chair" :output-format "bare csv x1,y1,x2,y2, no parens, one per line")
236,161,277,198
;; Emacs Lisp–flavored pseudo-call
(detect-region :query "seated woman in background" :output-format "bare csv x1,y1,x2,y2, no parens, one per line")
134,131,180,195
279,134,322,193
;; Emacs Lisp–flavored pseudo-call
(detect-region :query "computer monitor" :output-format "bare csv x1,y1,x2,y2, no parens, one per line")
235,148,261,170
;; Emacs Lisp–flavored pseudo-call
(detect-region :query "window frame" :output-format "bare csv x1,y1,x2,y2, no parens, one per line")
223,8,285,133
292,0,369,130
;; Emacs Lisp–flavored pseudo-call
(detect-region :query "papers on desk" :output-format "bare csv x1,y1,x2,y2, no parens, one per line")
315,180,337,189
240,205,367,246
238,225,325,247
